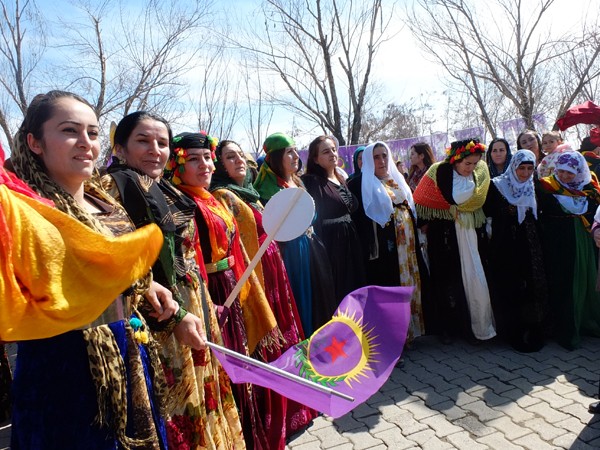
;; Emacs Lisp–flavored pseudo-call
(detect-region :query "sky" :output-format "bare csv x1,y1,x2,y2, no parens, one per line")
7,0,598,155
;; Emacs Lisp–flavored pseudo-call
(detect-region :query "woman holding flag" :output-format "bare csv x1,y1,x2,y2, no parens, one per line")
164,131,287,450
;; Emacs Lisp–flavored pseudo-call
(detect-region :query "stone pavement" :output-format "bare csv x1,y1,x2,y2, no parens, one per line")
2,336,600,449
285,335,600,450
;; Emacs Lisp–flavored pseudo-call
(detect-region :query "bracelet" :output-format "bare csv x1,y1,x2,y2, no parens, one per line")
173,306,187,324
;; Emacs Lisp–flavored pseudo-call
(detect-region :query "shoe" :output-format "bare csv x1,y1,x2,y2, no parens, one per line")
589,401,600,414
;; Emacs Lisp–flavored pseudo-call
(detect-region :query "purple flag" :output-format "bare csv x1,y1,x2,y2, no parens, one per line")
211,285,412,418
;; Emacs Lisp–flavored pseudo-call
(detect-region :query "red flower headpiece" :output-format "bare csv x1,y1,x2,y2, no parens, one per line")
445,140,486,164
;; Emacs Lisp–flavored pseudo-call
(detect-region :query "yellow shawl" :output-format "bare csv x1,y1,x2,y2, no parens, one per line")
0,185,162,341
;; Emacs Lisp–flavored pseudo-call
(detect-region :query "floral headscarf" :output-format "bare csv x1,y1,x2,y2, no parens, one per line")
492,149,537,223
553,151,591,215
361,141,415,226
554,151,590,190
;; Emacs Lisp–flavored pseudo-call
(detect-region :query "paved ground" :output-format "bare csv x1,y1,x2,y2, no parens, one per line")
2,336,600,449
285,336,600,450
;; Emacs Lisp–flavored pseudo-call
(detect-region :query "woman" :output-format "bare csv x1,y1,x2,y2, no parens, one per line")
9,91,174,449
517,129,544,164
302,135,366,302
486,138,512,178
105,114,246,449
413,138,496,344
407,142,435,191
347,145,365,182
210,139,317,443
165,132,280,450
483,150,548,352
348,141,429,342
254,132,336,336
537,151,600,349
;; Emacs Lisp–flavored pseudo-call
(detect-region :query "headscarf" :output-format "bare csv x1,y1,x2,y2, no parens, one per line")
492,149,537,223
361,141,415,227
553,151,591,215
254,132,296,202
486,139,513,178
210,142,261,206
347,146,365,181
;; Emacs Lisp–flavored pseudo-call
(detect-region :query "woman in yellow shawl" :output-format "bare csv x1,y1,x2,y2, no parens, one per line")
8,91,174,449
413,138,496,344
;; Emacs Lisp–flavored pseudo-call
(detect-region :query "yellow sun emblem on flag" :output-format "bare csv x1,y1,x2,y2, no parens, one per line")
296,309,380,388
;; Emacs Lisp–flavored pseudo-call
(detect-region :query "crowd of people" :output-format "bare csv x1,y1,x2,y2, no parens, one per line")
2,88,600,448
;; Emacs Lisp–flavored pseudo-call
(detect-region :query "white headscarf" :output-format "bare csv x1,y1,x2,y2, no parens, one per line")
553,151,590,215
492,149,537,223
361,141,415,227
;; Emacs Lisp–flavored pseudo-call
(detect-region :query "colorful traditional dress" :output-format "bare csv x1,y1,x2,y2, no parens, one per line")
104,164,245,450
178,183,279,450
348,142,428,341
254,161,336,336
210,168,317,443
413,159,496,341
301,172,366,302
537,151,600,350
483,150,548,352
9,185,168,450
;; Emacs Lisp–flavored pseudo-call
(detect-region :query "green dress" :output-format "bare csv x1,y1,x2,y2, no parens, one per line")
537,184,600,349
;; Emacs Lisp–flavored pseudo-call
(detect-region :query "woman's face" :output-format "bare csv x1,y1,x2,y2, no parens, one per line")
454,153,482,177
180,147,215,189
314,138,338,172
518,133,539,155
220,142,246,184
515,163,534,182
27,97,100,193
556,169,576,185
372,145,389,179
490,141,508,166
282,146,300,177
356,151,363,169
116,119,170,180
409,148,424,166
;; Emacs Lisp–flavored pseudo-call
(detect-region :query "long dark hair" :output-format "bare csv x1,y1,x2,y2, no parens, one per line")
268,147,302,185
306,135,345,184
408,142,435,179
113,111,173,152
517,129,543,160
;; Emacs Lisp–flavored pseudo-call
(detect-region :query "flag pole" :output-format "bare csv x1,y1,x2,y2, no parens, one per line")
206,341,355,402
222,188,303,310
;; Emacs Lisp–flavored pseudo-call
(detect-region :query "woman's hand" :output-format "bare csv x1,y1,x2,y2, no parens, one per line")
173,313,207,350
594,227,600,248
144,281,178,322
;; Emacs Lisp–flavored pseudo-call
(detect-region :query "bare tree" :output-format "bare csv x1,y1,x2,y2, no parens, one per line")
191,46,242,140
234,0,394,146
406,0,600,135
0,0,46,149
360,102,419,142
58,0,212,132
240,55,274,155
